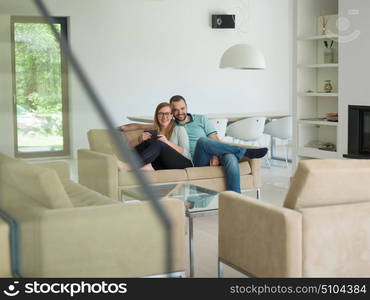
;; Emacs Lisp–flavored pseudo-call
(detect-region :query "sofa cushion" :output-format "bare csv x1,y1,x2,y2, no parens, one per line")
118,169,188,186
3,161,72,209
88,129,117,155
62,179,117,207
185,161,251,180
88,129,143,161
284,159,370,209
189,174,254,192
123,130,143,144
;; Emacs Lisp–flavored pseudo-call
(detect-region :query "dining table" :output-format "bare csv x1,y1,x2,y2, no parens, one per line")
127,112,290,124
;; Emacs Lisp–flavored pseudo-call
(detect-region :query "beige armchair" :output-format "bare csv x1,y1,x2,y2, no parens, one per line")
78,129,262,201
219,159,370,277
0,152,185,277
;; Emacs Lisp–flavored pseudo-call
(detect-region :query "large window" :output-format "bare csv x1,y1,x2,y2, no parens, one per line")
11,16,69,158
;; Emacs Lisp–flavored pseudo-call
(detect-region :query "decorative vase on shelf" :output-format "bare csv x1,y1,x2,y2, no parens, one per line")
323,40,334,63
324,48,333,63
324,80,333,93
320,16,328,35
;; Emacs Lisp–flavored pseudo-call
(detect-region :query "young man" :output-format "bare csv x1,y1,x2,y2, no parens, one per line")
169,95,267,193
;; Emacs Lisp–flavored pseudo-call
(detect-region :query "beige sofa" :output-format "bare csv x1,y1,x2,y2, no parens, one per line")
78,129,262,200
219,159,370,277
0,152,185,277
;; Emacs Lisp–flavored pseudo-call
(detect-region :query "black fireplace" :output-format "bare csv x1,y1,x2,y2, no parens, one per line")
344,105,370,159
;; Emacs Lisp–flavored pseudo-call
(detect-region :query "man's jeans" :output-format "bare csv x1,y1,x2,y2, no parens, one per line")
192,137,246,193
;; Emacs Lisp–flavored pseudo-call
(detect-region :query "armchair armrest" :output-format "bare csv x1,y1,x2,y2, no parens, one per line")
219,191,302,277
21,199,185,277
78,149,118,199
33,161,70,180
0,217,11,277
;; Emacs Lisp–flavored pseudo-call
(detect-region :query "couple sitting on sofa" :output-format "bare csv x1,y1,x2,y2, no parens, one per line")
119,95,268,193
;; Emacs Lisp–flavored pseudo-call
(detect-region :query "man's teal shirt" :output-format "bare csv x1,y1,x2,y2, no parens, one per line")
175,114,217,158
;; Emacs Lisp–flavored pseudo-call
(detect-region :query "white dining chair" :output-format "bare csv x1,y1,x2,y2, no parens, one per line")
209,118,228,139
225,117,269,168
225,117,266,146
263,116,292,167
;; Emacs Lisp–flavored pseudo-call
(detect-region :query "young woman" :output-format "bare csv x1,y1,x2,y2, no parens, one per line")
124,102,193,170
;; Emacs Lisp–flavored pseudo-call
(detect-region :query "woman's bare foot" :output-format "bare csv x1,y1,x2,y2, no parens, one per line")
117,161,154,172
117,160,130,172
140,163,154,171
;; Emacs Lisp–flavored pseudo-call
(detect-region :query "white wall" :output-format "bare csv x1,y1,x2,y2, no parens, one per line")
0,0,290,158
338,0,370,155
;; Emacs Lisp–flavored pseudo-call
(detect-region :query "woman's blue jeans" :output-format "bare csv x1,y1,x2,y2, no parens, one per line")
192,137,246,193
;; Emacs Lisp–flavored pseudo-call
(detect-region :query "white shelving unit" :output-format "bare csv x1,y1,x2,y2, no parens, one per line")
299,119,338,126
299,92,338,97
298,34,338,41
297,63,339,68
293,0,341,167
298,147,339,159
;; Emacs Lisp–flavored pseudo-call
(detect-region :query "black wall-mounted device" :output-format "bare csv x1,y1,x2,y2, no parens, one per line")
212,14,235,29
